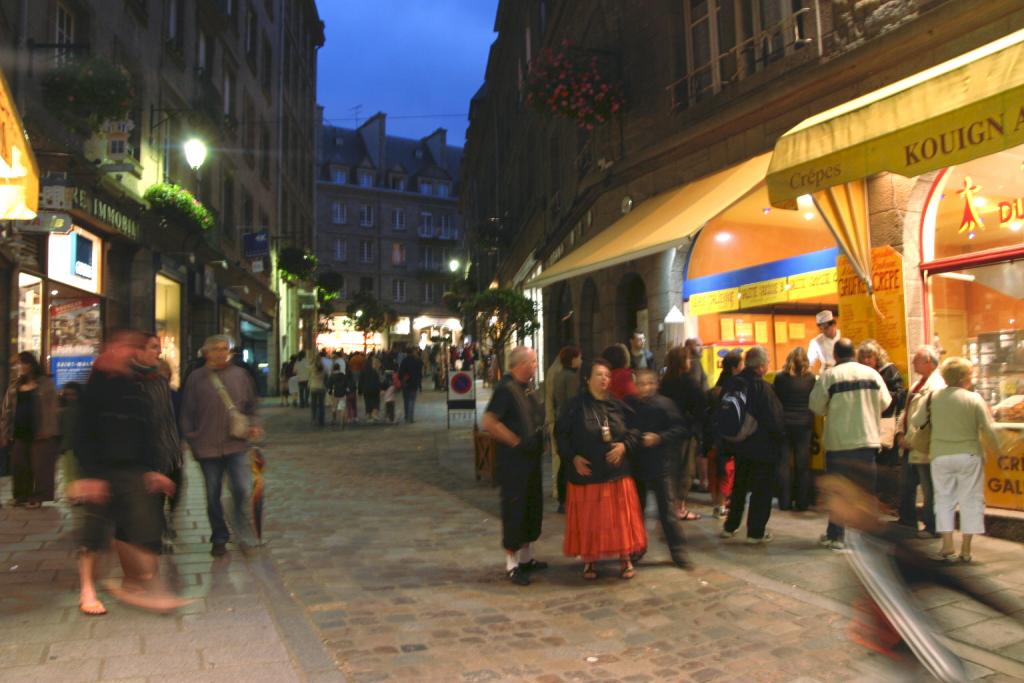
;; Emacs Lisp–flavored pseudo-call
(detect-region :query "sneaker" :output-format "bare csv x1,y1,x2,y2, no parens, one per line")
712,506,726,519
719,528,737,539
518,559,548,572
818,534,835,548
829,540,848,552
211,542,228,557
506,566,530,586
746,532,774,544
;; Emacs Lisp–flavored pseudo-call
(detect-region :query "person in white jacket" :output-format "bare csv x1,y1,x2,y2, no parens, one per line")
809,338,892,550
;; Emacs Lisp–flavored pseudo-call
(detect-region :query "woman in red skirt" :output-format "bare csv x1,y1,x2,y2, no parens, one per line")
556,359,646,580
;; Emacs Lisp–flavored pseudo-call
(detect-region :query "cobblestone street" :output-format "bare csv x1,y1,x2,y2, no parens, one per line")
3,387,1024,682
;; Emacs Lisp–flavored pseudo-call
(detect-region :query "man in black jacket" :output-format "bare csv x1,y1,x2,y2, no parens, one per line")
627,369,692,568
398,348,423,423
719,346,785,544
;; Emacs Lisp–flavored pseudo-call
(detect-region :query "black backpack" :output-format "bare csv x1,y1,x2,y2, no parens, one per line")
714,377,759,443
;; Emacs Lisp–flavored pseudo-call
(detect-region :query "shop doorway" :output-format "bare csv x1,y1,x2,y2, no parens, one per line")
240,319,270,396
578,277,600,361
616,273,647,344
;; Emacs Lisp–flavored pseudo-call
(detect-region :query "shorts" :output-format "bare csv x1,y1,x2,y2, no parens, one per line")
78,469,164,554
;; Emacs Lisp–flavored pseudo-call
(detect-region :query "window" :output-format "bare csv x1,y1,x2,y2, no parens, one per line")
259,125,271,182
358,170,374,187
421,246,436,270
392,279,406,303
223,172,236,240
242,191,253,231
166,0,184,52
359,204,374,227
418,212,434,237
391,242,406,266
334,239,347,262
439,214,453,239
261,34,273,93
223,69,236,118
391,208,405,230
243,97,255,166
246,5,258,58
437,182,450,198
331,166,347,184
197,29,214,74
359,240,373,263
338,277,347,299
423,282,435,304
330,201,346,224
391,175,406,191
54,3,76,65
419,180,432,195
359,276,373,292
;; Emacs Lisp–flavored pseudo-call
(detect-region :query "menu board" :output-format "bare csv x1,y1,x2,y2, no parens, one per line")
837,246,909,378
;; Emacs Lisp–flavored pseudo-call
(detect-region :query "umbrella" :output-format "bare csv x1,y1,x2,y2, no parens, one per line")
249,446,266,543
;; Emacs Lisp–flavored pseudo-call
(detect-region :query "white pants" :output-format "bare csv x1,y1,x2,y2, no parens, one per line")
931,454,985,535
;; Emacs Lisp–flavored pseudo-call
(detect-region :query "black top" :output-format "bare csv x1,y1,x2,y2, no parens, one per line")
13,389,35,439
486,375,544,482
722,368,786,463
556,390,639,485
879,363,906,419
625,393,688,480
76,369,158,478
772,371,816,429
659,373,707,436
359,364,381,394
398,355,423,391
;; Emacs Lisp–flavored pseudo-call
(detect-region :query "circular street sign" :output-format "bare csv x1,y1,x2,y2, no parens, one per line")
450,372,473,394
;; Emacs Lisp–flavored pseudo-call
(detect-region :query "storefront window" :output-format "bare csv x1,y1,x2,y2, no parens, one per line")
17,273,43,355
155,275,182,388
48,226,103,294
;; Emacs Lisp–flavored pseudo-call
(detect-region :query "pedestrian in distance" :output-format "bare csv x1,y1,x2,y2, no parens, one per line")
398,348,424,423
706,350,743,518
383,370,398,423
659,345,707,521
359,354,382,421
894,345,945,538
911,357,1001,563
482,347,548,586
557,358,646,581
773,347,816,512
328,361,346,425
684,337,709,393
295,349,311,408
549,346,582,514
72,330,187,615
809,338,892,551
628,330,654,371
857,339,906,510
0,351,59,508
180,335,262,557
717,346,786,544
625,369,692,569
309,356,328,427
602,343,637,401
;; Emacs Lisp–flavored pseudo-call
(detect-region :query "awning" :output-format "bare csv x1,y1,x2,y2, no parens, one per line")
0,69,39,220
766,27,1024,205
526,153,771,289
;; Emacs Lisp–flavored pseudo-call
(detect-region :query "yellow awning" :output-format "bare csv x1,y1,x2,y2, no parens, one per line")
0,69,38,220
767,27,1024,205
527,153,771,289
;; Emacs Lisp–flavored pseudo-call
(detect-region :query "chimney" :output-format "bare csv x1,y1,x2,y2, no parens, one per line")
424,128,447,168
357,112,387,169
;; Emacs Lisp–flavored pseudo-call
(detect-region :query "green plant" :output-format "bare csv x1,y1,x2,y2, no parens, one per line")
277,247,317,283
346,291,397,352
525,41,624,130
41,56,136,134
144,183,215,232
316,271,345,304
462,288,538,369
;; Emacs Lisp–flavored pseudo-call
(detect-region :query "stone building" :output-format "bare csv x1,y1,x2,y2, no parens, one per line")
463,0,1024,515
315,113,465,350
0,0,322,393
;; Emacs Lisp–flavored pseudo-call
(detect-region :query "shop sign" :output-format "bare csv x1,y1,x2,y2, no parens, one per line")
49,297,102,388
787,267,838,300
15,210,73,234
688,267,838,316
244,231,270,259
738,277,787,308
71,187,140,241
984,430,1024,511
837,246,909,377
688,287,739,316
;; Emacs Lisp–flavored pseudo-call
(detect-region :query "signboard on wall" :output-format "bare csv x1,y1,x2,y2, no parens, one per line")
837,246,909,378
49,297,102,387
984,430,1024,511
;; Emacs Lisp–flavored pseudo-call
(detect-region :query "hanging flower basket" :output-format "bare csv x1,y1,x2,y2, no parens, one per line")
525,41,624,130
41,56,136,134
316,271,345,303
278,247,317,283
144,183,215,232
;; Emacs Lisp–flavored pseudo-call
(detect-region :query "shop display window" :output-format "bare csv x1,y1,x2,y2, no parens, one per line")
17,273,43,355
155,275,182,388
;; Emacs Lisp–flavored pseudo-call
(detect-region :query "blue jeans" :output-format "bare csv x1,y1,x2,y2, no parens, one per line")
402,388,418,422
199,452,252,545
825,447,877,541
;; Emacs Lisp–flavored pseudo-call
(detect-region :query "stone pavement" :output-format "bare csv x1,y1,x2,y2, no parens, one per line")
3,385,1024,683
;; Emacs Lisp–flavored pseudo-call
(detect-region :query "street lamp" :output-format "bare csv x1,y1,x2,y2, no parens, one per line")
183,138,208,171
448,258,461,273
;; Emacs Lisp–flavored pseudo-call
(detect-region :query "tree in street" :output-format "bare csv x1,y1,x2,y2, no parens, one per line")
462,288,538,371
346,290,397,352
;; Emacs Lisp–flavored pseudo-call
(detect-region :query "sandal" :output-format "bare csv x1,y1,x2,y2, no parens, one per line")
79,600,107,616
933,551,959,563
959,555,973,564
620,562,635,580
582,563,598,581
679,510,702,521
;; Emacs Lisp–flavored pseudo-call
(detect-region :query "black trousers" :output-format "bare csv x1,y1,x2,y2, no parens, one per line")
555,456,567,505
11,437,57,503
635,474,688,562
778,427,813,511
724,459,775,539
897,459,935,534
498,455,543,552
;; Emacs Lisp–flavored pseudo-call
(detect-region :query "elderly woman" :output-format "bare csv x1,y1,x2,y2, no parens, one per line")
858,340,906,509
911,357,1000,563
1,351,60,508
556,358,645,580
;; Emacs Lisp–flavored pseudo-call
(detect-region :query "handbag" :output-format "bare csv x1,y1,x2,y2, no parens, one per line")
908,393,932,454
879,415,897,449
210,372,250,440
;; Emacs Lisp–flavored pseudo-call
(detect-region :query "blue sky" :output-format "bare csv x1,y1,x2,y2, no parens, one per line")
315,1,498,146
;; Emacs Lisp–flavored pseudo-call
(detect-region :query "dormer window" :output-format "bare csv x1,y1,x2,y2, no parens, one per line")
419,180,432,196
390,175,406,191
436,182,450,198
358,170,374,187
330,166,347,184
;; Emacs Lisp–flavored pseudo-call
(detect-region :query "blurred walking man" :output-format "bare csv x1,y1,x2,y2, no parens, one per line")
181,335,262,557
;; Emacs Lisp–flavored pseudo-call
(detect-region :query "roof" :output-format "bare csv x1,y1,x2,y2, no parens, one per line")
319,123,463,187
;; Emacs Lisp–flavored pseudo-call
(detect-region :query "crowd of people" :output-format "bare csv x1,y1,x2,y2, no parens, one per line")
486,311,1005,586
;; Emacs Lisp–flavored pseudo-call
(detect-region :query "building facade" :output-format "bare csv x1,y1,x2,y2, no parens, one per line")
0,0,322,394
463,1,1024,509
316,113,465,351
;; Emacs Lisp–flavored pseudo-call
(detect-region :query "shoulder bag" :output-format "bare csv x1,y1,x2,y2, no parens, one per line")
908,393,932,455
210,372,250,440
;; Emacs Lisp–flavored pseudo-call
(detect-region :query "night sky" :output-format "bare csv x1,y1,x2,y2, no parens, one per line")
315,1,499,147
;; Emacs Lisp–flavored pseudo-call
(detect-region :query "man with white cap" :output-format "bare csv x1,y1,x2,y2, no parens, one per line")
808,310,840,373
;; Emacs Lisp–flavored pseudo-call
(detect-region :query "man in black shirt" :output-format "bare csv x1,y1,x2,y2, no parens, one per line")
482,347,547,585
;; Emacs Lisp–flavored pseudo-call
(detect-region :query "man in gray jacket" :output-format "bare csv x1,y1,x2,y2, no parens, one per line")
181,335,262,556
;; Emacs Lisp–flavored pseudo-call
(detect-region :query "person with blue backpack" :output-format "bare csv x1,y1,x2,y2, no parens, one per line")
716,346,786,544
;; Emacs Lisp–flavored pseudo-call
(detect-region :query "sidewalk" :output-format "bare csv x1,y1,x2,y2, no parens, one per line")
0,457,344,683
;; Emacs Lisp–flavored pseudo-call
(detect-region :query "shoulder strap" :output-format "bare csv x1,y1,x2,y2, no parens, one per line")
209,371,238,412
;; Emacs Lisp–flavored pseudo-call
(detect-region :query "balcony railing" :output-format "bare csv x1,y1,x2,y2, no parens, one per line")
668,6,822,111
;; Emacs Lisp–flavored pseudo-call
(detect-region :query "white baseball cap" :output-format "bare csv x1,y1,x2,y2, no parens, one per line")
815,310,835,326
